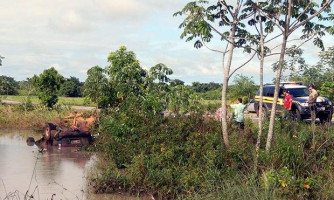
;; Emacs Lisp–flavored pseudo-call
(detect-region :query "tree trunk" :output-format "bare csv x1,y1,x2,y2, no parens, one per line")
254,17,265,172
265,36,288,152
221,25,237,148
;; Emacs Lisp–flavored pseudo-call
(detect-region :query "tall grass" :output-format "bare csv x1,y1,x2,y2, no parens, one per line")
1,95,95,106
90,104,334,199
0,105,73,130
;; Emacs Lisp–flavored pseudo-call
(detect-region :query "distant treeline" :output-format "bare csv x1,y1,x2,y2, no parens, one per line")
0,75,83,97
0,74,257,101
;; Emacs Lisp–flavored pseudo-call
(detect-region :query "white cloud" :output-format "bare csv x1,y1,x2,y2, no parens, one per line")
0,0,329,85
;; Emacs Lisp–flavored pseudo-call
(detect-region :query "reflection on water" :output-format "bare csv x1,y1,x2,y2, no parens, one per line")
0,130,141,200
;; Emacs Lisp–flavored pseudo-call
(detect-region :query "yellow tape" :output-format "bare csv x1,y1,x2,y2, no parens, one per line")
255,96,283,105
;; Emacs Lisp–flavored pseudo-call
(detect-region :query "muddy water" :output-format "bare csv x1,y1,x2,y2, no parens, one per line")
0,130,141,200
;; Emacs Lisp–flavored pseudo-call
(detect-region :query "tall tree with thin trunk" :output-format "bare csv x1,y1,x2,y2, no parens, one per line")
248,1,267,171
250,0,334,151
244,0,281,170
175,0,256,148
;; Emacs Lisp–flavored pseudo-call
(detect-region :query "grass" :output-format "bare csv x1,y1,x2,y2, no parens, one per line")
1,95,95,107
0,105,72,130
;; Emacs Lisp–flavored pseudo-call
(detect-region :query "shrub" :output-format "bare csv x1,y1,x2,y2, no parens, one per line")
90,100,334,199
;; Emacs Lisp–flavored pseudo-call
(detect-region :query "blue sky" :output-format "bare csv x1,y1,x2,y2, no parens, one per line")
0,0,330,85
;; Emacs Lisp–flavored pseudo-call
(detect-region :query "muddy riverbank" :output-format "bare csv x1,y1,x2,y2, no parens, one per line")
0,130,143,200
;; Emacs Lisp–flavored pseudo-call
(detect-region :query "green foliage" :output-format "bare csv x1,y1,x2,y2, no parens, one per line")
320,82,334,101
290,46,334,96
84,46,198,114
32,67,64,108
228,75,257,101
148,63,173,83
83,65,114,108
167,85,202,114
0,75,19,95
174,0,254,49
191,82,221,93
91,108,334,199
93,107,223,199
0,104,73,129
17,78,36,96
143,63,174,113
199,88,221,100
289,64,325,87
169,79,185,87
59,76,82,97
106,46,146,100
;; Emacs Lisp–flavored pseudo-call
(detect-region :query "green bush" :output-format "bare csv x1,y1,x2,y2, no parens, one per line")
90,100,334,199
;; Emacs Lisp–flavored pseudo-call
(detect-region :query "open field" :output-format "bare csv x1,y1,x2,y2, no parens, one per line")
0,95,95,107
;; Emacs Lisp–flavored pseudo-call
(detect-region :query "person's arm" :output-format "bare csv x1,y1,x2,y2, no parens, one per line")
288,96,292,110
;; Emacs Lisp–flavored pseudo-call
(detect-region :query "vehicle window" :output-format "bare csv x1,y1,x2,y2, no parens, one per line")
287,88,308,97
258,86,276,97
267,86,274,97
279,88,283,97
262,87,269,96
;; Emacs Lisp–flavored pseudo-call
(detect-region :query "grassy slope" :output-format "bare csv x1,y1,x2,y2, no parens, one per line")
0,105,73,130
1,95,95,106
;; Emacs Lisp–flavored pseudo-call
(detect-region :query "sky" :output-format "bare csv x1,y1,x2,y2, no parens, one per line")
0,0,330,84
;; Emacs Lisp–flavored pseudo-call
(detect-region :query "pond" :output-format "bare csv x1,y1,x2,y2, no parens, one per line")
0,130,141,200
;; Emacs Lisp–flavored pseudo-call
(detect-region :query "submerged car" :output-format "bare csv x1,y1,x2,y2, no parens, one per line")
27,112,97,149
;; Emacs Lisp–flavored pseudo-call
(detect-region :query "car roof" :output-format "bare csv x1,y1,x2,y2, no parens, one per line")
283,85,307,89
264,84,307,89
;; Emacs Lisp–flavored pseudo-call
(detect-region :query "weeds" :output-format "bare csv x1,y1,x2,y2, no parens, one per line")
0,105,72,130
90,103,334,200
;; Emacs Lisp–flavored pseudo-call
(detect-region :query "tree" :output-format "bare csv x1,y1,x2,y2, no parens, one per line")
251,0,334,151
60,76,82,97
175,0,256,148
106,46,147,101
32,67,64,108
170,79,185,87
84,66,114,108
0,75,19,95
167,85,201,114
319,46,334,82
148,63,173,83
144,63,174,112
290,64,324,86
228,74,257,101
17,79,37,96
191,82,221,93
320,82,334,101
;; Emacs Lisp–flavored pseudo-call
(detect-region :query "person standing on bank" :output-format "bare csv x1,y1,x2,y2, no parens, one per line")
230,98,246,131
308,84,318,125
283,89,292,119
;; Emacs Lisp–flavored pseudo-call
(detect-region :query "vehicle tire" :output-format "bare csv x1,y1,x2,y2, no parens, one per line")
80,137,90,146
292,109,302,121
319,113,331,124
